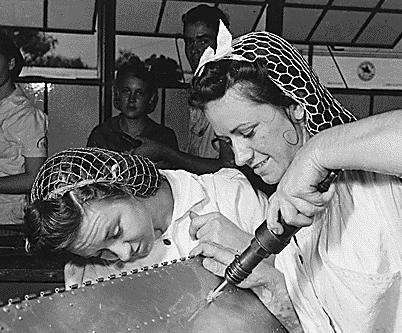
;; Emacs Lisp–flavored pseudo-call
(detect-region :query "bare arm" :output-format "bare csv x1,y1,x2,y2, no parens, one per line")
314,109,402,176
0,157,46,194
269,109,402,228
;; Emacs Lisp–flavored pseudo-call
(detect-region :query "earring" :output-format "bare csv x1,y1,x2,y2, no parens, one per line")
294,105,305,121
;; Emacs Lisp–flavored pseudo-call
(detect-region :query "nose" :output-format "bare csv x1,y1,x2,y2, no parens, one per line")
232,138,253,167
109,241,132,262
128,91,137,102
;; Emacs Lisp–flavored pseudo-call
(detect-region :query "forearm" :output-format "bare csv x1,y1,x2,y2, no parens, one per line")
0,157,46,194
251,261,303,333
310,109,402,176
0,173,36,194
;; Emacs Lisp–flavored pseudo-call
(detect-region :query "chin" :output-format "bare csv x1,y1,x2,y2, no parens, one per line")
259,172,280,185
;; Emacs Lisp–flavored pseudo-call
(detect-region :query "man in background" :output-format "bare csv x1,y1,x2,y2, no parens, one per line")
182,5,231,161
133,5,234,174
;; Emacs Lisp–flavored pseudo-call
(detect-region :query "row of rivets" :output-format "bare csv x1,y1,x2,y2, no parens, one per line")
25,293,37,300
40,290,52,297
1,256,199,310
8,297,21,305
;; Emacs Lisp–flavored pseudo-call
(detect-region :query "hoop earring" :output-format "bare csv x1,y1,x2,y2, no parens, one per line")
293,105,305,122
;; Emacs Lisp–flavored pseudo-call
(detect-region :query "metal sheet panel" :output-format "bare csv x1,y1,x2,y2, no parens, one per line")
0,256,287,333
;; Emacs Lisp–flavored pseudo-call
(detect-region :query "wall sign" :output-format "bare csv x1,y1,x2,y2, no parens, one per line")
357,61,375,81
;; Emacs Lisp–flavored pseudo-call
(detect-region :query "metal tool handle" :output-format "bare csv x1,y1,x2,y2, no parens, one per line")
224,170,339,285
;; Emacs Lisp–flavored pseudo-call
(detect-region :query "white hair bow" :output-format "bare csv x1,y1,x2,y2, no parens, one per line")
194,20,234,77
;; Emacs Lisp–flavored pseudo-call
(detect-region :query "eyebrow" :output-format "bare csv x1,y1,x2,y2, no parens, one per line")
229,122,256,134
185,33,213,40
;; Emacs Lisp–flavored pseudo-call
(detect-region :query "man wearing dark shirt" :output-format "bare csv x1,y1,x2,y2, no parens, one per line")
87,58,179,167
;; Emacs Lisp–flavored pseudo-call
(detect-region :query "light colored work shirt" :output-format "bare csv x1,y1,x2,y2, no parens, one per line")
64,168,269,288
275,170,402,333
186,107,219,159
0,86,47,224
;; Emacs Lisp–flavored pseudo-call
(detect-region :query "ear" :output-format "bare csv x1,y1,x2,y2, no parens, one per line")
8,58,16,72
288,104,310,144
147,91,158,114
288,104,305,123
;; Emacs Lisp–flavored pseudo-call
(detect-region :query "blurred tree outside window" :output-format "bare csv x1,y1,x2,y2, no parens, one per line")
116,49,183,86
3,29,89,69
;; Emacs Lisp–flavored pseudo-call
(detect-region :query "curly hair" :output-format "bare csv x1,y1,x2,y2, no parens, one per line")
189,59,297,112
24,182,154,255
182,5,230,34
115,57,157,93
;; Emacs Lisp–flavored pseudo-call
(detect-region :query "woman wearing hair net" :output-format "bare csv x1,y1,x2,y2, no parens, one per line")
189,22,402,333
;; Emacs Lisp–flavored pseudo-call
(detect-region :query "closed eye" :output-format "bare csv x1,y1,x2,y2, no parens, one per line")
111,225,121,239
241,129,255,138
96,249,119,261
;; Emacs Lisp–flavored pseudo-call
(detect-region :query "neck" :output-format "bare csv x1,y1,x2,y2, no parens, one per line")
143,178,174,237
120,115,149,136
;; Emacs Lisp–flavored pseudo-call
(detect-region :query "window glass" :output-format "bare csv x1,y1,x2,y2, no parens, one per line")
116,35,188,83
17,32,97,78
47,85,99,155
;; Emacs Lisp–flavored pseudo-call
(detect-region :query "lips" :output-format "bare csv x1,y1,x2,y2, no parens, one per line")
129,242,141,258
252,157,269,170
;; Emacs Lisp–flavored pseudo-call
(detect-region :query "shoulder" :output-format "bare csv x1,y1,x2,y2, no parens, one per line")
213,168,250,182
90,116,119,134
198,168,258,196
147,119,175,133
144,119,178,146
3,99,47,127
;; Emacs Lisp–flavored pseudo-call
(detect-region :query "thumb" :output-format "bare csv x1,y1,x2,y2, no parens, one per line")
189,211,200,240
202,257,225,277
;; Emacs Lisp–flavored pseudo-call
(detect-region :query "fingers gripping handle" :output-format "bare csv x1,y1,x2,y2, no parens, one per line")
224,170,339,285
275,169,339,243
